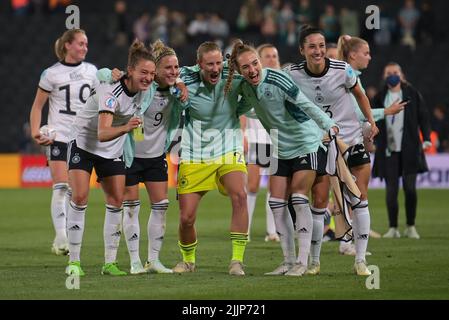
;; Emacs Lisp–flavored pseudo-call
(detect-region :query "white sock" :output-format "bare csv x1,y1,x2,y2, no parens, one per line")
123,200,141,264
310,206,326,264
352,200,370,263
51,183,68,244
67,200,86,262
291,193,313,266
104,204,123,264
147,199,169,262
246,192,257,236
265,192,276,235
268,197,296,264
64,188,72,239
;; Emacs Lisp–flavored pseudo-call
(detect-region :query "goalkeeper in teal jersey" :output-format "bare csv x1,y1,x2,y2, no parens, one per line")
226,40,338,276
173,42,249,276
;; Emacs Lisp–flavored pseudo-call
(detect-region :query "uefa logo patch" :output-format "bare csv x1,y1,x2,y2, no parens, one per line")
72,154,81,164
105,97,116,109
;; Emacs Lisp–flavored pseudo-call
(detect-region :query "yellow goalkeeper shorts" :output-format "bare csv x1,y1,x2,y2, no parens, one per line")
177,152,247,195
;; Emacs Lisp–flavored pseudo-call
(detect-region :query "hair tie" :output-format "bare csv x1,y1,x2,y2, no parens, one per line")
343,35,351,41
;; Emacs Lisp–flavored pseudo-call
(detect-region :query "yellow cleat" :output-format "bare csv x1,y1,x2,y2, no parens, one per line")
306,262,320,275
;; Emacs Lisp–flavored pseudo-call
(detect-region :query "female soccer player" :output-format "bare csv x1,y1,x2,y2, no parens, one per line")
285,26,379,276
65,39,156,276
241,44,280,242
29,29,98,256
173,42,249,276
227,40,338,276
120,40,185,275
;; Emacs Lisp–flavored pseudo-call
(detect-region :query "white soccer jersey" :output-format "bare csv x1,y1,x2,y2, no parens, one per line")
39,61,98,143
246,115,272,145
134,89,172,158
73,77,146,159
286,58,362,146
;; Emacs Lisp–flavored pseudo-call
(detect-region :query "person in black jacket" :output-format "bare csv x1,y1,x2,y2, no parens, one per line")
372,62,432,239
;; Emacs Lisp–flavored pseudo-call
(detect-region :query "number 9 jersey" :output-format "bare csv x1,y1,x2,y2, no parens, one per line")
286,58,362,146
39,61,99,143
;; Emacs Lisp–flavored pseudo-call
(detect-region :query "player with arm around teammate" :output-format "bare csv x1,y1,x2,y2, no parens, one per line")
227,40,338,276
65,40,156,276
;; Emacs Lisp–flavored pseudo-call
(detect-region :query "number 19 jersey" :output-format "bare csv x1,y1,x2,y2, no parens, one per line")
39,61,98,143
286,58,362,146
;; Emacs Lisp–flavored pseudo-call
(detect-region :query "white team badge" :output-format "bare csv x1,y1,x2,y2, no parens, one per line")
52,146,61,157
72,154,81,164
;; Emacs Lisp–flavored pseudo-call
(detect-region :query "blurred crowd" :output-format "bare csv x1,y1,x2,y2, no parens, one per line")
11,0,448,154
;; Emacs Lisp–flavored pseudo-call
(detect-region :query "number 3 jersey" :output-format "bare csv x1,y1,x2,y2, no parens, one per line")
286,58,362,146
38,61,99,143
72,77,145,159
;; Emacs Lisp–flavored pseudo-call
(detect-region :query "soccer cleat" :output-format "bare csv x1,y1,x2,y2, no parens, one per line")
264,262,293,275
101,262,127,276
369,229,382,239
51,243,69,256
144,260,173,274
65,261,85,276
383,227,401,238
172,261,195,273
339,242,356,256
228,260,245,276
285,263,308,276
264,233,280,242
403,226,420,239
306,262,320,275
354,261,371,276
130,261,146,275
339,243,372,256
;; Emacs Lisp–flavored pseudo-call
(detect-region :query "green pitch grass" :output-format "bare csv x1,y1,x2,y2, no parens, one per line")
0,188,448,300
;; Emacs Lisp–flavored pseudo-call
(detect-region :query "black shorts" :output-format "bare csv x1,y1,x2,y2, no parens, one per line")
67,140,126,179
46,141,68,161
247,143,272,168
273,147,327,177
125,155,168,186
344,143,371,168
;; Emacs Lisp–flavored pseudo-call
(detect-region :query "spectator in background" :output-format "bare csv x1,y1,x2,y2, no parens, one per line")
263,0,281,22
431,104,449,153
48,0,71,13
373,5,394,46
170,11,187,49
187,13,209,43
208,13,230,43
295,0,315,28
11,0,31,16
319,4,339,43
107,0,129,47
372,62,432,239
133,13,151,45
241,0,263,33
278,2,295,41
260,15,277,44
398,0,420,50
151,5,169,44
339,7,359,37
416,0,435,45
